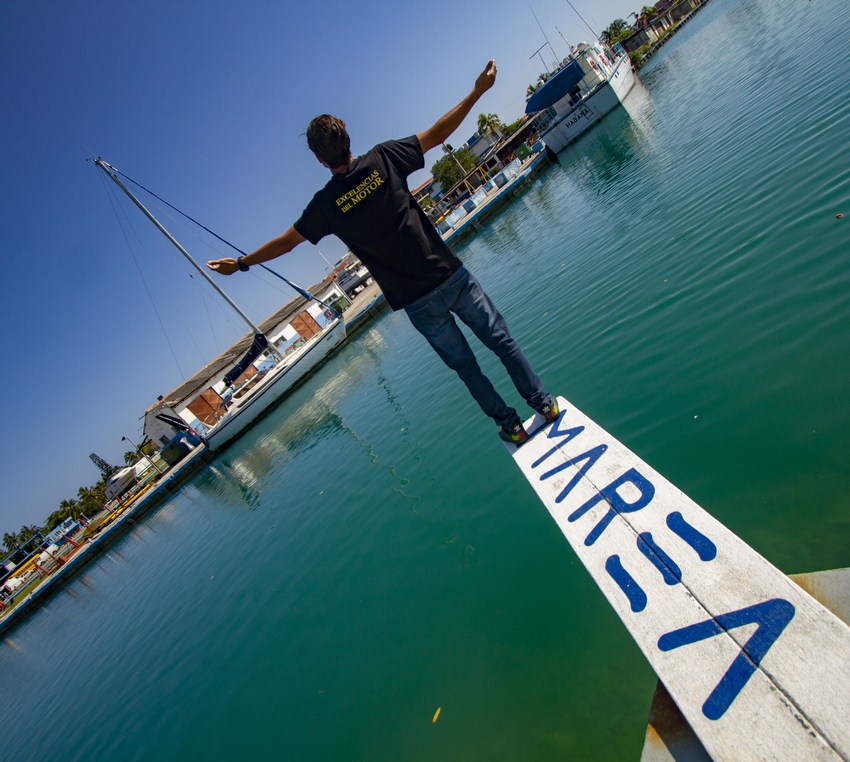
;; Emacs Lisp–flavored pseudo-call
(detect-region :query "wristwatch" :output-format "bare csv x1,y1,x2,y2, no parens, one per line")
237,256,250,272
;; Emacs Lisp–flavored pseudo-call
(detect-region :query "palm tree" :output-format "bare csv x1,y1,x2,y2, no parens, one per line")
78,486,104,516
18,525,42,545
477,112,503,138
45,509,67,532
639,5,657,23
124,449,142,466
525,72,551,103
3,531,19,552
603,18,631,44
61,498,85,520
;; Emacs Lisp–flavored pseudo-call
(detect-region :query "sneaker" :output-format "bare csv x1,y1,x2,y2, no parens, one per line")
498,421,530,446
537,398,560,423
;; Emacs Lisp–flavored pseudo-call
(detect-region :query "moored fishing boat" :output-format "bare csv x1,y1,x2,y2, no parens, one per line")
526,41,636,153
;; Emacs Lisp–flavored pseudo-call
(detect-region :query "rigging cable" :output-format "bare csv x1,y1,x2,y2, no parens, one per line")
144,203,297,320
108,186,213,368
97,168,187,379
104,165,340,316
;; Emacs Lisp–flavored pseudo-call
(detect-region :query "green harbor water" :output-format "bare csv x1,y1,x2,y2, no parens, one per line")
3,0,850,758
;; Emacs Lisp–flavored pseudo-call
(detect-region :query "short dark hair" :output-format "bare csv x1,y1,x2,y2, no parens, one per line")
305,115,351,168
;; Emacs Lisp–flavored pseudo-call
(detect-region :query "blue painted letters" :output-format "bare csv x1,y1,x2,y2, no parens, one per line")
568,468,656,546
539,444,608,503
531,416,584,469
605,555,647,612
657,599,795,720
637,532,682,585
666,511,717,561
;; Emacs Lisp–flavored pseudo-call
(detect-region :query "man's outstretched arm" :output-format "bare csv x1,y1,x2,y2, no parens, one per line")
416,60,497,154
206,225,306,276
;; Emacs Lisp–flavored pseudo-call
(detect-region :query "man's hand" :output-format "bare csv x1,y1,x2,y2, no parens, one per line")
207,257,239,275
417,59,499,154
474,59,497,96
206,227,306,276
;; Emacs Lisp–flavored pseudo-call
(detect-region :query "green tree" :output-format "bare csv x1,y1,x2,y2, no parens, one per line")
18,525,42,545
640,5,657,22
3,531,19,552
90,452,119,480
125,438,156,465
601,18,631,44
124,449,143,466
46,498,88,531
45,509,67,532
477,112,503,138
418,195,435,212
431,147,477,192
525,72,550,103
77,485,104,516
501,116,527,136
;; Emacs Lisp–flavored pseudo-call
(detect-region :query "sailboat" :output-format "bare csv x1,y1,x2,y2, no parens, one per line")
95,158,347,452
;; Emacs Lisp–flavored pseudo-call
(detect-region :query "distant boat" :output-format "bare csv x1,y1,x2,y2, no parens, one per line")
105,465,138,500
526,41,636,153
95,159,347,452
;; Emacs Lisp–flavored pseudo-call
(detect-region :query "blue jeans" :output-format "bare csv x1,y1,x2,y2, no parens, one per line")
404,267,549,428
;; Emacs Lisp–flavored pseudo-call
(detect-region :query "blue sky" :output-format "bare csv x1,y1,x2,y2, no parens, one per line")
0,0,637,532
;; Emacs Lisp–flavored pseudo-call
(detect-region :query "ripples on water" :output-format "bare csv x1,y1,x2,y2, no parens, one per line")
3,0,850,758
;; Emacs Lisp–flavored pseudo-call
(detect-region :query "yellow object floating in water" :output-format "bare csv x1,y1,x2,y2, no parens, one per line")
432,707,441,723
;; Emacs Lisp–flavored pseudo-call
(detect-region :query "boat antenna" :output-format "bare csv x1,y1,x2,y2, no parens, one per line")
529,5,559,68
555,26,573,56
94,158,286,362
563,0,598,40
96,160,341,317
530,43,551,77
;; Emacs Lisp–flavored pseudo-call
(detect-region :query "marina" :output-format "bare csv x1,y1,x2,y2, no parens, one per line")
507,400,850,759
2,0,849,758
0,281,388,635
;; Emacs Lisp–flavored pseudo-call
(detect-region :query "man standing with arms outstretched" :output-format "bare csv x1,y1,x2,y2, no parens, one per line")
207,60,557,445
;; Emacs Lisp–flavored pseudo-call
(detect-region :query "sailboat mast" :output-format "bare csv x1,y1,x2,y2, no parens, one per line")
95,158,285,362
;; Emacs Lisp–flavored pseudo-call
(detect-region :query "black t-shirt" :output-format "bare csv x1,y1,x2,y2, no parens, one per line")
294,135,462,310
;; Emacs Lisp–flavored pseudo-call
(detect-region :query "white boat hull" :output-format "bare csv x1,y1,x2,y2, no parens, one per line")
541,56,636,153
204,318,346,451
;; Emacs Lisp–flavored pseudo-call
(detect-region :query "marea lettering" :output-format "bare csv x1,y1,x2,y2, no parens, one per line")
539,445,608,504
666,511,717,561
658,599,795,720
531,411,611,504
530,407,582,467
568,468,656,546
605,555,647,612
605,530,682,615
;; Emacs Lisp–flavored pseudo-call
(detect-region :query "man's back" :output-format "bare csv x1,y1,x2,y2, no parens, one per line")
294,136,461,310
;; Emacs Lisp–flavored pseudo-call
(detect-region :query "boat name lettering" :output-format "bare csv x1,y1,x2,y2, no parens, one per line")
564,106,593,130
337,170,385,213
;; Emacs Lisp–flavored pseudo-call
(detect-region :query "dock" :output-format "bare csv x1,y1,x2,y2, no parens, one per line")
0,444,215,637
507,397,850,760
440,147,554,249
342,279,388,337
